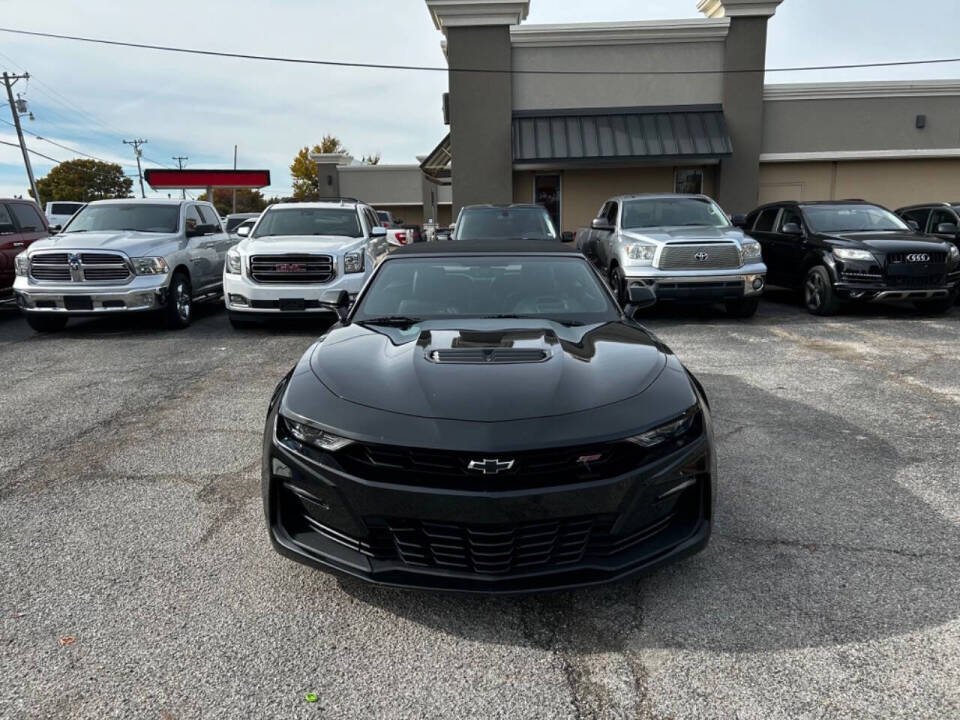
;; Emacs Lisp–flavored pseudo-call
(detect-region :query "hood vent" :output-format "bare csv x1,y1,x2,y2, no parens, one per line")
428,348,549,364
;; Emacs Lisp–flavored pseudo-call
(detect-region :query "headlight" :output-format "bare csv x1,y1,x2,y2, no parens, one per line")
627,411,697,448
948,244,959,262
283,416,354,452
225,249,242,275
624,243,655,265
833,248,875,262
14,253,29,276
131,257,169,275
344,251,364,274
741,241,762,260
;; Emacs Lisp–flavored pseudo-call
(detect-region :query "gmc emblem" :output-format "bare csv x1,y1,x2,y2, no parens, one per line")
276,263,306,272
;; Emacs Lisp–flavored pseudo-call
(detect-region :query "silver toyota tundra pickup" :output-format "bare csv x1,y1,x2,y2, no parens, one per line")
13,198,233,332
576,194,767,318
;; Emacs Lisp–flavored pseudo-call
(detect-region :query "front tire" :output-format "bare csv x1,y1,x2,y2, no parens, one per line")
25,314,68,333
164,271,193,329
726,296,760,318
804,266,840,316
609,265,628,307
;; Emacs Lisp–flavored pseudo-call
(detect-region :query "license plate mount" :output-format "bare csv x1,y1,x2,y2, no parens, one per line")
64,296,94,311
279,298,306,312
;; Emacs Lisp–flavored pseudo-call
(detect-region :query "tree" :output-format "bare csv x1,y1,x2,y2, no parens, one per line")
361,152,381,166
31,159,132,202
198,188,268,215
290,135,348,200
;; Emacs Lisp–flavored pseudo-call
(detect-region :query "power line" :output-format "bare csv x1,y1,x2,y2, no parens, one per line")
1,25,960,76
0,116,123,166
0,138,61,163
123,138,148,198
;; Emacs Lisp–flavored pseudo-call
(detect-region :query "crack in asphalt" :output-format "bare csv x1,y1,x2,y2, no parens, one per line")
718,533,960,563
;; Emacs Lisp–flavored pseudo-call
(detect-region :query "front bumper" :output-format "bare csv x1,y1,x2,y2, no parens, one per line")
624,262,767,303
262,401,715,594
835,266,958,302
13,274,168,314
224,271,364,315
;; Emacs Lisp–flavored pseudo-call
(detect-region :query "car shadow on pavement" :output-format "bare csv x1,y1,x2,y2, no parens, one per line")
336,373,960,656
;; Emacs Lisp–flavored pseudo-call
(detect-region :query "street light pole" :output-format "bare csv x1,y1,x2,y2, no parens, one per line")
123,138,148,198
172,155,188,199
232,145,238,214
3,72,40,204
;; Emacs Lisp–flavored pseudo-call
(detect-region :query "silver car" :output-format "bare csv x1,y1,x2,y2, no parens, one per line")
577,194,767,318
13,198,233,332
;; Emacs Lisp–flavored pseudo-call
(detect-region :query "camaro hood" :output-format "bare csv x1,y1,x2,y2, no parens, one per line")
622,226,745,244
239,235,362,255
27,231,181,257
307,320,668,422
826,232,951,253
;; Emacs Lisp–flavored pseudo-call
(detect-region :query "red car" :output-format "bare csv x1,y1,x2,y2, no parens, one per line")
1,199,50,304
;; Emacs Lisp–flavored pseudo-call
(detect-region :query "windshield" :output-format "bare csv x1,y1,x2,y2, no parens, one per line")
803,205,909,233
353,256,617,325
253,208,363,238
63,204,180,233
455,207,558,241
622,197,730,229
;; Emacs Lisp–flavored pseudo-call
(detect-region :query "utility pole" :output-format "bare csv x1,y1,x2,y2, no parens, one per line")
3,72,40,205
232,144,238,214
172,155,188,199
123,138,148,198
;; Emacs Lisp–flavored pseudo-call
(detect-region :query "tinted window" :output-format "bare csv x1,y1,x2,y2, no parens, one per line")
225,216,248,232
377,212,390,223
803,204,908,233
928,208,957,233
9,203,45,232
778,208,803,232
185,205,203,231
355,256,616,324
899,208,930,231
64,204,180,233
253,208,362,238
0,204,14,232
754,208,780,232
363,207,381,235
50,202,83,216
454,207,558,241
621,197,730,229
197,205,222,230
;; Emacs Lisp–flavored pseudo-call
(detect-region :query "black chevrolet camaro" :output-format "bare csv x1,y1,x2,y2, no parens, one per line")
261,241,715,593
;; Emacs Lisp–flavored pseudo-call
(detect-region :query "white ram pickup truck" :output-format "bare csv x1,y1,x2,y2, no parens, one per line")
223,199,390,327
576,193,767,318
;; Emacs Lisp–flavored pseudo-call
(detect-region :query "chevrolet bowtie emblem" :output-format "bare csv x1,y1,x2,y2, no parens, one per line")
467,458,516,475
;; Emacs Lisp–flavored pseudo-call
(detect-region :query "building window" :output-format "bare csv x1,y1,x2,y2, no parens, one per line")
675,168,703,195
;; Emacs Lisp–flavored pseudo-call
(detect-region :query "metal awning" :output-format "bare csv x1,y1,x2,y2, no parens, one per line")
512,106,732,165
420,134,452,184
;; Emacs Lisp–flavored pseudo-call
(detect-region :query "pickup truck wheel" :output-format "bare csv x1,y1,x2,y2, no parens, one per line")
609,266,628,306
804,266,840,316
164,271,193,329
725,297,760,318
26,314,68,333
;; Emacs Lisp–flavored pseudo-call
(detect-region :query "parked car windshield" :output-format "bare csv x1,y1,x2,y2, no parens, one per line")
803,205,909,233
50,202,84,216
253,208,363,238
354,256,617,325
454,207,558,241
621,197,730,229
63,204,180,233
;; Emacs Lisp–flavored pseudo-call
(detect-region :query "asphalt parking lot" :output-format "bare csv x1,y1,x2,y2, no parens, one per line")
1,292,958,720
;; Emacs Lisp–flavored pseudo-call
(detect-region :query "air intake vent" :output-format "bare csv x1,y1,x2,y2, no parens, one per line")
428,348,549,364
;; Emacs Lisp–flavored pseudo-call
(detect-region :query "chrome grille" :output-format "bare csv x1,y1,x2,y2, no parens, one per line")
28,251,132,284
250,254,335,284
658,244,741,271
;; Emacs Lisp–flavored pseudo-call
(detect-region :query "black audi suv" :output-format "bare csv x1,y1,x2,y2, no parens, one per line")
741,200,960,315
262,241,714,593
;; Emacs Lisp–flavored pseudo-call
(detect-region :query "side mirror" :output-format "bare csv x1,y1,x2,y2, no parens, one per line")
370,226,388,238
625,284,656,311
591,218,614,232
936,222,958,235
906,219,920,231
50,224,63,233
562,231,575,242
322,289,352,323
186,223,216,237
731,214,748,229
236,224,251,238
782,222,803,235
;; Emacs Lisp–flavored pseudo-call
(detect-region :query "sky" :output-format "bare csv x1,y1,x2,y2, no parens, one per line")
1,0,959,200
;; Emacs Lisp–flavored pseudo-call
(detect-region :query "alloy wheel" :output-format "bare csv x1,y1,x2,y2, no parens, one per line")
175,281,191,322
805,274,824,311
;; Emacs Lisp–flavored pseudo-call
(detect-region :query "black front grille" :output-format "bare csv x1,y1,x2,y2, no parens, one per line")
80,253,125,265
30,253,69,265
30,266,71,281
885,274,945,288
249,299,322,309
83,267,131,281
373,513,676,575
887,251,947,264
250,254,335,284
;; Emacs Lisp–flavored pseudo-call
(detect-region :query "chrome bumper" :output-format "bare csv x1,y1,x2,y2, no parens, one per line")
624,269,767,297
13,275,168,313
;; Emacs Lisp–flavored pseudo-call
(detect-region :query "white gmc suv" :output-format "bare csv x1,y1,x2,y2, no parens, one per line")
223,199,390,327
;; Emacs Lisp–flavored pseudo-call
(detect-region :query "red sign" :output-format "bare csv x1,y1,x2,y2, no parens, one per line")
144,169,271,189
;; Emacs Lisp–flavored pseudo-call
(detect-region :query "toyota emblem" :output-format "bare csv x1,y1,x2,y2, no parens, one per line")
694,251,709,262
